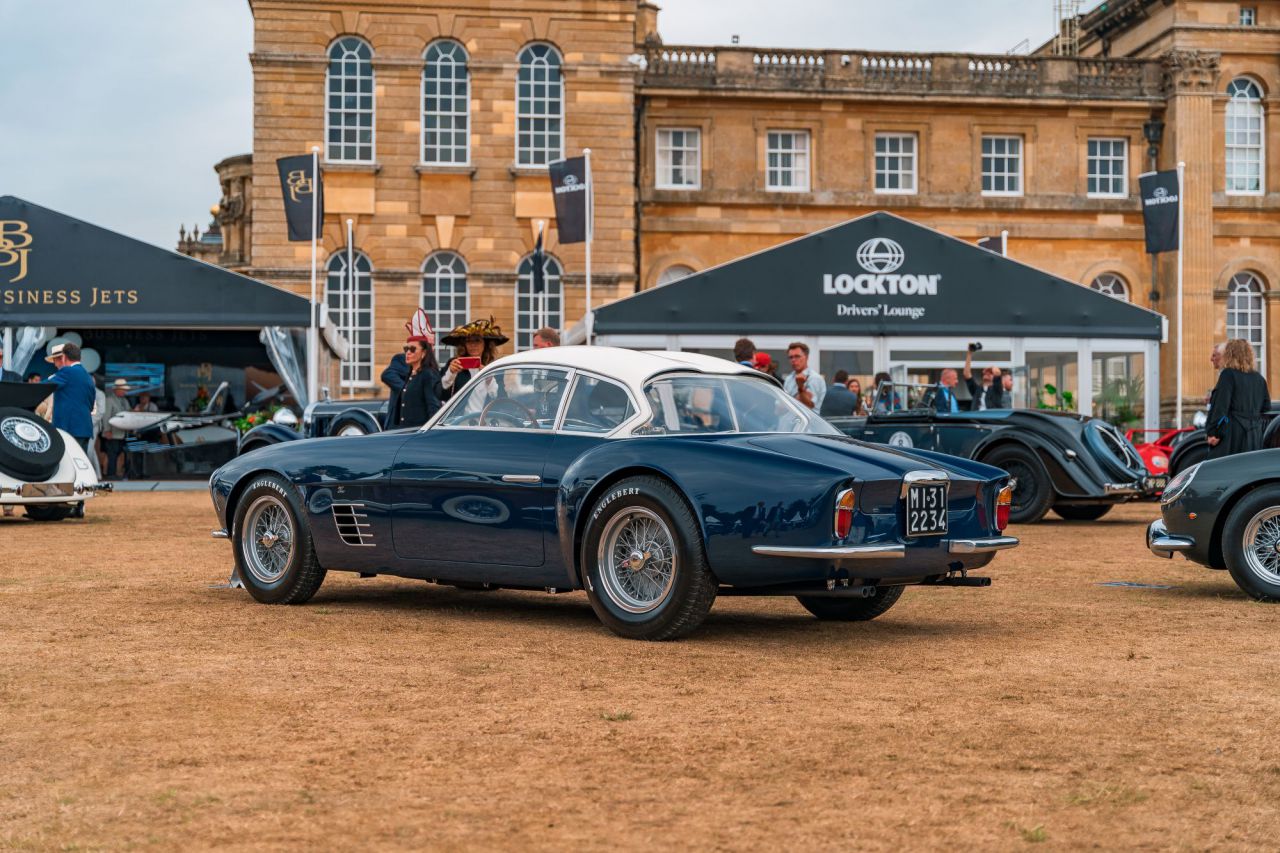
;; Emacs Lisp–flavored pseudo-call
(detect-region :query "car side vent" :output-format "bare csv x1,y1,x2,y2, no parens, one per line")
332,503,375,547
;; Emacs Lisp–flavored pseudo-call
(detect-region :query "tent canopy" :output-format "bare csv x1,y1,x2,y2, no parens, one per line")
0,196,310,328
596,212,1165,340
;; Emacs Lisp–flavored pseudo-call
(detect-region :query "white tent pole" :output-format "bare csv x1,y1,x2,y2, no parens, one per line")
306,146,320,408
584,147,594,345
1176,161,1185,427
1000,229,1008,257
346,218,354,400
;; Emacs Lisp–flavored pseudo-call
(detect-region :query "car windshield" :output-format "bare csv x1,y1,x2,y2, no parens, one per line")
872,381,937,414
637,375,840,435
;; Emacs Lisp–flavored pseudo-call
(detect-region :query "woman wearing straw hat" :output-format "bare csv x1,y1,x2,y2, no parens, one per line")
440,317,508,401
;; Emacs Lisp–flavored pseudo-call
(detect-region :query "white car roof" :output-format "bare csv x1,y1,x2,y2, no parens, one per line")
486,346,762,391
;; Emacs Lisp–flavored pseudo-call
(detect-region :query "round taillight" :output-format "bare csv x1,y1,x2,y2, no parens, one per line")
834,488,855,539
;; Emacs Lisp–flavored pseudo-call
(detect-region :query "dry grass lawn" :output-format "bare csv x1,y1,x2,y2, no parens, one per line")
3,493,1279,850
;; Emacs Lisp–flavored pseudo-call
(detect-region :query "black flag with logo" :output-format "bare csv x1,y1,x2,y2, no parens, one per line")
1139,169,1180,254
276,155,324,242
548,156,589,244
531,225,546,294
977,235,1004,255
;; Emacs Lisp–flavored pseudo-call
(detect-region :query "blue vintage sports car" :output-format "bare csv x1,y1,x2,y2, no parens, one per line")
208,348,1018,640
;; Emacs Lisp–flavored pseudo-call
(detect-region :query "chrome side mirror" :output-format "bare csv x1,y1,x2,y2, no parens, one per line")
1192,410,1207,429
272,408,300,428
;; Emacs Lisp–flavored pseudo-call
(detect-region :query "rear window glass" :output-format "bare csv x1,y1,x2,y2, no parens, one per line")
639,376,839,435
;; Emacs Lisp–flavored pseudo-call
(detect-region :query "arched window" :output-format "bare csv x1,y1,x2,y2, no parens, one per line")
657,265,695,286
423,40,469,165
326,250,375,387
516,44,563,167
422,251,468,366
326,37,375,163
1227,272,1267,371
1089,272,1130,302
1226,78,1264,195
515,253,563,351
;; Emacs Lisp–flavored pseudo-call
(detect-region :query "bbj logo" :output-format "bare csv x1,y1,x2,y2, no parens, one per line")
285,169,314,203
0,220,32,283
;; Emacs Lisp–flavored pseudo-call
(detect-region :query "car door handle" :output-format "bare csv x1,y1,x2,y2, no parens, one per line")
501,474,541,484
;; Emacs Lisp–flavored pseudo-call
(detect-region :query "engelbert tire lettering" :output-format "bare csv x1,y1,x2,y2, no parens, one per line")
592,486,641,521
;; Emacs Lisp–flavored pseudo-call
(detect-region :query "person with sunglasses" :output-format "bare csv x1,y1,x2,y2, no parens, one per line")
387,310,443,429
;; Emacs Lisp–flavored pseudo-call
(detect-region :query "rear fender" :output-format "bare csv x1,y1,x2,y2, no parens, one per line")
238,423,299,455
974,433,1106,498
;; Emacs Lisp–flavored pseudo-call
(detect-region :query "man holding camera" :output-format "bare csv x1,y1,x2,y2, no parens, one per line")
962,342,1011,410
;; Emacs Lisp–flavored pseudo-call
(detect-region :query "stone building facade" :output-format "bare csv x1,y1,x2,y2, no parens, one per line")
195,0,1279,417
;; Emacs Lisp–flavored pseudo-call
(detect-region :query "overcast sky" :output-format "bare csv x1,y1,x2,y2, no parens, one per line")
2,0,1066,249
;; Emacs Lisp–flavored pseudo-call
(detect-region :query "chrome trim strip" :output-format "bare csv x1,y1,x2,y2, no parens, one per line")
946,536,1020,554
1103,481,1141,495
211,529,229,540
752,544,906,560
501,474,542,484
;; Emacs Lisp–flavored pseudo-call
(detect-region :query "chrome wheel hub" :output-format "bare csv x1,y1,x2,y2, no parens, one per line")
241,495,295,585
1242,507,1280,583
598,508,676,614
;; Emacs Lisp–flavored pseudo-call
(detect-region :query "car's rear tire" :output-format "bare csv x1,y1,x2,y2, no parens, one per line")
231,475,326,604
24,503,77,522
0,407,66,480
1052,504,1112,521
581,476,716,640
983,445,1053,524
1170,443,1208,478
796,585,904,621
1222,484,1280,601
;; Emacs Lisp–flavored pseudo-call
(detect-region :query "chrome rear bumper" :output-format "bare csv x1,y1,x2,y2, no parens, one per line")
1147,519,1194,559
752,536,1019,560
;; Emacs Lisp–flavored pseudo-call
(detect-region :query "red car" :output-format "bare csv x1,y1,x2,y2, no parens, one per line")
1125,426,1193,477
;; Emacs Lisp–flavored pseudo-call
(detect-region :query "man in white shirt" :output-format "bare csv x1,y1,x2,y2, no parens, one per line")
782,342,826,411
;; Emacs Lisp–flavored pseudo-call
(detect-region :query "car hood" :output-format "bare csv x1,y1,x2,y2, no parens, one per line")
742,433,1004,483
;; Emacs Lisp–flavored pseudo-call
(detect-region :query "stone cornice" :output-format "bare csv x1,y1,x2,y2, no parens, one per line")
1162,49,1221,94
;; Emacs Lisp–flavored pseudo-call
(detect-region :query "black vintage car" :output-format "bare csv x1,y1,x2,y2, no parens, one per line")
238,397,387,455
827,383,1163,524
1148,448,1280,600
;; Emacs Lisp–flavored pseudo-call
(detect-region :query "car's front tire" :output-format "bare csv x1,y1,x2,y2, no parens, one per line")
1222,484,1280,601
231,475,326,604
983,445,1053,524
1052,504,1112,521
796,585,904,621
581,476,716,640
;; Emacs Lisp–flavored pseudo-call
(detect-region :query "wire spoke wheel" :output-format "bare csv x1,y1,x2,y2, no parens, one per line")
241,494,297,585
597,507,677,614
1242,507,1280,584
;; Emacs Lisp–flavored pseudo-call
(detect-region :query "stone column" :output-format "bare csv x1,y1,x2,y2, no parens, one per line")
1162,50,1220,421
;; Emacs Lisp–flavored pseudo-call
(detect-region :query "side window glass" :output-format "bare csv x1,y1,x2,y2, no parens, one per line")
561,375,635,433
439,368,570,429
640,379,734,434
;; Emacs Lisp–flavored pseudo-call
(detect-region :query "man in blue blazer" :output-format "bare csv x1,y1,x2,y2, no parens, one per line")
43,342,96,451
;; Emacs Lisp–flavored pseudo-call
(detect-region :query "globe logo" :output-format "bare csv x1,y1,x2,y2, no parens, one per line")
564,174,578,186
856,238,906,274
1153,186,1168,198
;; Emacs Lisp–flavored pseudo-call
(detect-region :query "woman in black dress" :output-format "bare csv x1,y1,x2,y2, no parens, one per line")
1206,338,1270,459
439,317,507,401
388,335,442,429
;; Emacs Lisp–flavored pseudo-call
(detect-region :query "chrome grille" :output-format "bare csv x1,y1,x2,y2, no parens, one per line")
332,503,375,547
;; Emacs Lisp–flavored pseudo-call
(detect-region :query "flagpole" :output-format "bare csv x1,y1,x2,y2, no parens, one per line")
1000,229,1008,257
1176,160,1185,427
584,147,594,345
307,146,320,406
346,218,354,400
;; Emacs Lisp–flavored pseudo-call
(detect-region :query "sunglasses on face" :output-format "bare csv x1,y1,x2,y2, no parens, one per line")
403,346,421,353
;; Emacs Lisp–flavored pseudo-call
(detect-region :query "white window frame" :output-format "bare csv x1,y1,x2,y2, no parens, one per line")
656,128,701,190
516,253,563,351
1240,7,1257,26
515,43,564,168
1089,272,1130,302
874,133,917,195
1086,137,1128,198
325,249,376,388
325,36,375,164
422,40,470,166
1226,77,1265,196
421,251,470,367
1227,272,1267,373
765,130,810,192
981,135,1023,197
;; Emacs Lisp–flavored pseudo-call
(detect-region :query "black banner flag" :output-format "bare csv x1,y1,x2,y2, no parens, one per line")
548,156,589,244
531,226,546,294
1139,169,1180,254
276,155,324,242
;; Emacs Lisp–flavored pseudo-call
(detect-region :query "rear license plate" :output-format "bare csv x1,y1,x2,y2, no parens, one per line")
906,484,948,537
19,482,74,498
1144,475,1168,493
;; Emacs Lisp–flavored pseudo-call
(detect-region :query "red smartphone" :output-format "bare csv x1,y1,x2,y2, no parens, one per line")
457,356,482,370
